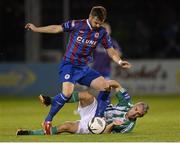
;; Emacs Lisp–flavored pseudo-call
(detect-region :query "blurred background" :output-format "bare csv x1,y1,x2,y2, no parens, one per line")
0,0,180,96
1,1,180,141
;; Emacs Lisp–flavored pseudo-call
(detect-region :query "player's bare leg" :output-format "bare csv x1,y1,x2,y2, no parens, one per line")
57,121,79,133
16,121,79,135
78,91,95,107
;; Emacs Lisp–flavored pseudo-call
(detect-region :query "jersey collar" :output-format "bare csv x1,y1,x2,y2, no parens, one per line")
86,19,93,30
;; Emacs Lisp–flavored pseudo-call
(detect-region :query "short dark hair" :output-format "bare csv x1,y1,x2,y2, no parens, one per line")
90,6,107,22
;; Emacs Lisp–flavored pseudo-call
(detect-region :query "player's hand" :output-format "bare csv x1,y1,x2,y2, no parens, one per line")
25,23,37,31
119,60,132,69
113,120,123,126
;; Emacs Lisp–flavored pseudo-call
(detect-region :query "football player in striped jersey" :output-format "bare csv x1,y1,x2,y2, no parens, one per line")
17,80,149,135
25,6,131,134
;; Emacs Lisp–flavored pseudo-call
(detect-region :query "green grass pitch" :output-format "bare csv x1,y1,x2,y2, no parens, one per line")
0,95,180,142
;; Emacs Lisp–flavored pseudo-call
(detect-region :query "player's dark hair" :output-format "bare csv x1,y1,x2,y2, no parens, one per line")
90,6,107,22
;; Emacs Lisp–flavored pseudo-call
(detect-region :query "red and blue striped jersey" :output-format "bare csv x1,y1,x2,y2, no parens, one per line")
61,19,113,65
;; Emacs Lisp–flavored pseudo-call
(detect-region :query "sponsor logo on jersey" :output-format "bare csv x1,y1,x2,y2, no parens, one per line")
64,74,70,79
76,36,97,46
95,32,99,38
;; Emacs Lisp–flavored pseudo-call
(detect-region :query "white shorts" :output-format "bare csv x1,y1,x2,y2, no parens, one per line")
76,98,97,134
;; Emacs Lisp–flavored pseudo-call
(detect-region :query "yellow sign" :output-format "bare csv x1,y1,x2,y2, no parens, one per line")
0,69,36,87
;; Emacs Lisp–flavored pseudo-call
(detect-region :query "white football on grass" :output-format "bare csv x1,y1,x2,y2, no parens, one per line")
88,117,106,134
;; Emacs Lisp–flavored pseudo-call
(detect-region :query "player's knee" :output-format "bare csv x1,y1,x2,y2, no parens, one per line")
91,76,110,91
79,91,94,107
62,82,75,97
79,91,94,101
63,90,73,97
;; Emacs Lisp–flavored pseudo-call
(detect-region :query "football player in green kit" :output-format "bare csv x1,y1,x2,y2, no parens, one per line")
17,80,149,135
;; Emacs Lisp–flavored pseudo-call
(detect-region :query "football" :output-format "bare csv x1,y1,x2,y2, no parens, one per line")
88,117,106,134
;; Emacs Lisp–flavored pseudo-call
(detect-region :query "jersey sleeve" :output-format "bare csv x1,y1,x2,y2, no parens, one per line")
115,91,133,107
61,20,77,32
101,32,113,49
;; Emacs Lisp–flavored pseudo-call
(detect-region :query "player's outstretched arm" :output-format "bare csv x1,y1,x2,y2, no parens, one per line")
103,122,114,133
103,120,123,133
25,23,63,33
106,80,122,91
107,47,132,69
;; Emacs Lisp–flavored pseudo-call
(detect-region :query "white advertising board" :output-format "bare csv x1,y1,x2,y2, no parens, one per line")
112,60,180,94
